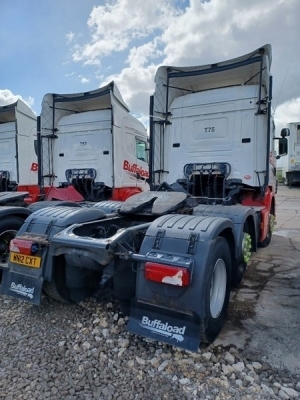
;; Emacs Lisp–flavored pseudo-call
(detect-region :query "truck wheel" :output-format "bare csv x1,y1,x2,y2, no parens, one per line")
0,216,25,269
43,281,70,303
113,260,136,316
43,259,72,303
232,222,251,288
200,237,231,343
258,213,275,248
43,260,101,304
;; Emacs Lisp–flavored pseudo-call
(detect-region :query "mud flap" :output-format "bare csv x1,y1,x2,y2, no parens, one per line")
0,270,43,305
127,300,201,351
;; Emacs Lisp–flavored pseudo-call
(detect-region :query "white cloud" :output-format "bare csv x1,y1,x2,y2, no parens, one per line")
126,39,163,68
81,77,90,84
102,64,157,120
275,97,300,133
83,59,101,66
73,0,300,128
0,89,21,106
0,89,34,110
26,96,35,108
72,0,180,63
66,31,75,44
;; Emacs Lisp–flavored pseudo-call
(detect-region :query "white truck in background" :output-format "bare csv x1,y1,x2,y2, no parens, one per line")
0,82,149,204
280,122,300,186
34,81,149,203
0,82,149,270
0,100,37,193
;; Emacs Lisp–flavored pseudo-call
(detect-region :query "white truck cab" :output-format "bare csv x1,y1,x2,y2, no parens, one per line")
39,82,149,201
0,100,37,191
149,45,281,202
280,122,300,186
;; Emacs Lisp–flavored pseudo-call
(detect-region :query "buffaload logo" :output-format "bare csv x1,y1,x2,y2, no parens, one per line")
9,282,34,299
123,160,149,178
140,316,186,343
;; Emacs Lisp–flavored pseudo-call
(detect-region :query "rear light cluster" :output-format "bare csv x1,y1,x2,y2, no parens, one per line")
9,239,38,255
144,262,190,287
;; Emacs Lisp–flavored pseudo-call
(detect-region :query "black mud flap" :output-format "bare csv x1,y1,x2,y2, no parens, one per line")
0,270,43,305
127,300,201,352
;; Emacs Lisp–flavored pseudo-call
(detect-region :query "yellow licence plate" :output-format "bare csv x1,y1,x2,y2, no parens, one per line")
10,252,41,268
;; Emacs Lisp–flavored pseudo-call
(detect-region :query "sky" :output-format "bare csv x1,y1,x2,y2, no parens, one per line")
1,0,300,132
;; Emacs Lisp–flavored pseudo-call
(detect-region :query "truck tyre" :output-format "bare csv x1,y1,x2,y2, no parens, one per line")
43,260,101,304
43,258,72,303
200,237,232,343
0,216,25,270
232,221,251,288
113,259,136,316
258,213,274,248
43,281,70,304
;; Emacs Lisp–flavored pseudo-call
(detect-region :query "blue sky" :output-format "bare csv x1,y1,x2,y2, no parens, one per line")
1,1,100,107
1,0,300,130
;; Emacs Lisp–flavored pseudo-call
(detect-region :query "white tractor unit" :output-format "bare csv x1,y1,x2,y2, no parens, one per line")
33,81,149,203
0,45,288,351
0,100,37,194
280,122,300,186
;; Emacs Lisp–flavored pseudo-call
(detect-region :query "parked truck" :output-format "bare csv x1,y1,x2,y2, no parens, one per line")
280,122,300,186
0,83,149,206
1,45,288,351
0,82,149,271
0,99,37,194
33,82,149,203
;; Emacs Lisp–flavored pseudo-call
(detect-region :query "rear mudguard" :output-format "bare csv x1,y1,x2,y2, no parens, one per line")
0,192,29,205
0,206,31,220
92,200,123,213
0,206,106,304
193,204,260,260
127,213,236,351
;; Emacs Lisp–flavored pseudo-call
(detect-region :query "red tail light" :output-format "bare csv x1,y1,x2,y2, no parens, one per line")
9,239,37,255
144,262,190,287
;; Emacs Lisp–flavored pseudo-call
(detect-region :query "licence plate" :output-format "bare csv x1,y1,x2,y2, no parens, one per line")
10,252,41,268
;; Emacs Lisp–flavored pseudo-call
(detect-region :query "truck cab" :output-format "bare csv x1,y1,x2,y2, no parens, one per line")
0,100,37,192
38,82,149,202
149,45,281,205
280,122,300,186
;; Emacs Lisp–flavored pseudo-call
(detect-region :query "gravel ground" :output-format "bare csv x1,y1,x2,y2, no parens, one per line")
0,293,299,400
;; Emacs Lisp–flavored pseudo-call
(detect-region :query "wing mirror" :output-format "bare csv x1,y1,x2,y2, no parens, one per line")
276,137,288,159
280,128,290,137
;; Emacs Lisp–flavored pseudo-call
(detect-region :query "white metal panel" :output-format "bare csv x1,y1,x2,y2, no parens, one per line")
15,107,38,185
165,85,267,187
287,122,300,170
52,110,113,187
0,122,17,181
282,123,300,176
